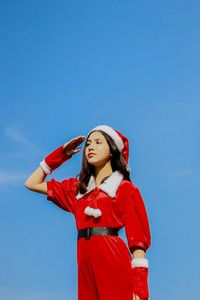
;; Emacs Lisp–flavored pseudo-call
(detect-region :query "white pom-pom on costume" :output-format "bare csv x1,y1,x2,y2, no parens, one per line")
131,258,149,268
84,206,102,218
84,206,93,216
92,208,102,218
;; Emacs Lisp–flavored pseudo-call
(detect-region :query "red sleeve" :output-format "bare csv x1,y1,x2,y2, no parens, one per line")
46,177,78,214
123,184,151,252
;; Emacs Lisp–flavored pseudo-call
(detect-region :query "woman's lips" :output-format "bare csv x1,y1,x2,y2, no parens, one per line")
88,153,96,157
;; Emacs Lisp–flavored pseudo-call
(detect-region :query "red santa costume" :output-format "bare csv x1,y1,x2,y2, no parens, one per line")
40,125,151,300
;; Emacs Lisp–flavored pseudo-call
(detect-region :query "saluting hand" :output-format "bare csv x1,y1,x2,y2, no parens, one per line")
39,135,86,175
63,135,86,156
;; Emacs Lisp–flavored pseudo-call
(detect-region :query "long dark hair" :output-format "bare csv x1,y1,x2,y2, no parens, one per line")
76,130,131,194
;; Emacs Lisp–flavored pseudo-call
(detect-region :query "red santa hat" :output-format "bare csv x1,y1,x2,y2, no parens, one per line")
87,125,131,173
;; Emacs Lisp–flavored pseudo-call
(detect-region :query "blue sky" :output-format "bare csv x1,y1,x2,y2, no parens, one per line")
0,1,200,299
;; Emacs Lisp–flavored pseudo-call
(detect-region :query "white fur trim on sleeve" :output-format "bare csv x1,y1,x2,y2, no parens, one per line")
131,258,149,268
40,159,52,175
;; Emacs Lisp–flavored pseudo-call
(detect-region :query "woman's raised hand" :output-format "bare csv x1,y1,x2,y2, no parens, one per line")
39,135,86,175
63,135,86,156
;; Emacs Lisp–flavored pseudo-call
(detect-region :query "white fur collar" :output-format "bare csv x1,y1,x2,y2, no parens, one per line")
76,170,124,200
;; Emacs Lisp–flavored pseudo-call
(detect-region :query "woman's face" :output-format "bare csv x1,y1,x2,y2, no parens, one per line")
85,131,111,168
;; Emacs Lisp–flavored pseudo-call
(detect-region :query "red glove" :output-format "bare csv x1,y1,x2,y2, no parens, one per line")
40,136,86,174
40,145,73,175
132,258,149,300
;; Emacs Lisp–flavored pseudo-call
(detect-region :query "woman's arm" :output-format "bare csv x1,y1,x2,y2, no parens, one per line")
24,135,86,195
24,166,47,194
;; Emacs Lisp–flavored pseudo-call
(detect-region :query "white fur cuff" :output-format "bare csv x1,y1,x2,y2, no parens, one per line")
40,159,52,175
131,258,149,268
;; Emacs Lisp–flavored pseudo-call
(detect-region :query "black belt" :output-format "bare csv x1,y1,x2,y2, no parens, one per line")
77,227,119,240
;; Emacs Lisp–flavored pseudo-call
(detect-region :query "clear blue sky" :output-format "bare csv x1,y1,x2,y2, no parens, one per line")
0,1,200,299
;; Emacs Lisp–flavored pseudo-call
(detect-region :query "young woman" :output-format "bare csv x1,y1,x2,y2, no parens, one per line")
25,124,151,300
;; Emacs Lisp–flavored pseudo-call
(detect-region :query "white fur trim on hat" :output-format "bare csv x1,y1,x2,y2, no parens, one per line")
131,258,149,268
88,125,124,152
40,159,52,175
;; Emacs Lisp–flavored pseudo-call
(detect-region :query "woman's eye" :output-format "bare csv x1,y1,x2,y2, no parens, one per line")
86,142,101,146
